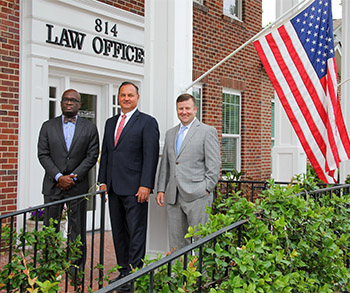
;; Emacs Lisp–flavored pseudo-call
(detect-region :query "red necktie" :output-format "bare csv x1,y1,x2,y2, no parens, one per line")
114,114,126,146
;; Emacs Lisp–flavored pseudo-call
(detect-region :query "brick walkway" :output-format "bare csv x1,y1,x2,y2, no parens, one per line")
83,230,119,290
65,230,119,292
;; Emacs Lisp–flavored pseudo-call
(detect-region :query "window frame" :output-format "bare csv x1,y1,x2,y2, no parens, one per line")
193,0,204,5
192,84,203,121
222,88,241,173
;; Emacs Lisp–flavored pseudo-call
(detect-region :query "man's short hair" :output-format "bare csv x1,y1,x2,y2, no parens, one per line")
61,89,81,101
176,93,196,106
118,81,139,94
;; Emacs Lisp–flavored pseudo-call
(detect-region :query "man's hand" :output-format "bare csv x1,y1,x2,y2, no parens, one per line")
156,192,165,207
136,186,151,203
57,174,76,190
99,184,108,193
99,184,108,201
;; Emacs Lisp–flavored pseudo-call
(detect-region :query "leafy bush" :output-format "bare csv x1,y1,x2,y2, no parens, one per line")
0,219,82,292
131,180,350,292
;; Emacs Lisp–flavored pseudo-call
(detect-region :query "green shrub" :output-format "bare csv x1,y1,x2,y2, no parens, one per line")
0,219,82,292
131,180,350,292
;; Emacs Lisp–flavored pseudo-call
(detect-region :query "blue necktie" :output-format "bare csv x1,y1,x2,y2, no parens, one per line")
176,126,187,155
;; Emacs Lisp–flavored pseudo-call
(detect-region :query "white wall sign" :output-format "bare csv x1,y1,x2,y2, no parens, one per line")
45,19,144,63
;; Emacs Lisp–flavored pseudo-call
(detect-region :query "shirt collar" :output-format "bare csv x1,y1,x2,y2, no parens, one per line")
121,108,137,118
180,117,196,130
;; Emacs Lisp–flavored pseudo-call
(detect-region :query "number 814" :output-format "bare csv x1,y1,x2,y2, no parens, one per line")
95,18,118,38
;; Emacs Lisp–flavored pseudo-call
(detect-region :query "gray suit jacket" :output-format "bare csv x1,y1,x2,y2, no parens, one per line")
38,115,99,196
157,119,221,204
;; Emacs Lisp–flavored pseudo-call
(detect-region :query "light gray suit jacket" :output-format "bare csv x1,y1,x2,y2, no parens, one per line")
157,119,221,204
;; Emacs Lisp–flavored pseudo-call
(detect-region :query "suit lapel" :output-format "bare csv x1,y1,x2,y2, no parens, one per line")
55,116,68,153
177,119,200,157
173,125,181,156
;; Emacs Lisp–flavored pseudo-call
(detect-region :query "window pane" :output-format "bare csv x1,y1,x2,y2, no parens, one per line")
192,87,202,121
224,0,241,17
222,92,240,135
223,0,236,15
49,86,57,119
49,86,56,99
79,93,97,123
222,137,237,171
112,94,121,116
49,101,56,119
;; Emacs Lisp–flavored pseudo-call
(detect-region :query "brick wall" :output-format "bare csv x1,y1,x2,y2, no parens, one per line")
193,0,271,180
0,0,19,216
97,0,144,16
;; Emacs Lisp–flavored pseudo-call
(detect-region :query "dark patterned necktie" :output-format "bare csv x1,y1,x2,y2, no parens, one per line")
63,116,76,124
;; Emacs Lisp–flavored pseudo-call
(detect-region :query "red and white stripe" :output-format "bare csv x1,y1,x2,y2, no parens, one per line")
254,22,350,183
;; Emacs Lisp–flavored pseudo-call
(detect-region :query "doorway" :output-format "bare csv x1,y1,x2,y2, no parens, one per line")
49,77,110,231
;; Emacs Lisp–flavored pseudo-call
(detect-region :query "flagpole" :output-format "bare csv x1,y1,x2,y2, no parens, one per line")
183,0,314,92
339,77,350,87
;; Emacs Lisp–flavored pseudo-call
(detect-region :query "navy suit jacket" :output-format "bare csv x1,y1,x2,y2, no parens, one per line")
98,110,160,195
38,115,99,196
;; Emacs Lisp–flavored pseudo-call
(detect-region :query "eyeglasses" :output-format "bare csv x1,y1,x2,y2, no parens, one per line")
61,98,81,104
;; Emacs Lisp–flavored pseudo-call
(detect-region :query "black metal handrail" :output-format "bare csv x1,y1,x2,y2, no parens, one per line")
216,179,335,201
96,219,249,293
0,190,106,292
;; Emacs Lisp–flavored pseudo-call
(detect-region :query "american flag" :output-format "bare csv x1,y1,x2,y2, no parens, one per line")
254,0,350,183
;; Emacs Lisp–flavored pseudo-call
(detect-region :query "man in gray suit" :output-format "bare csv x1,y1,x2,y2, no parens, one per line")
156,93,221,250
38,89,99,269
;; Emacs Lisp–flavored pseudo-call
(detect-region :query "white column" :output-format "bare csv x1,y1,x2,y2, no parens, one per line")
18,0,49,216
272,0,307,182
144,0,193,256
340,1,350,182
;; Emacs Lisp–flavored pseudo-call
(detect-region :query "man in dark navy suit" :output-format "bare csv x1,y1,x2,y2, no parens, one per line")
38,89,99,270
98,82,159,289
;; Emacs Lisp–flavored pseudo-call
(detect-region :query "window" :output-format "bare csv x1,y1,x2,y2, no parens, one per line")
112,93,121,116
223,0,242,20
192,85,202,121
49,86,58,119
222,91,241,172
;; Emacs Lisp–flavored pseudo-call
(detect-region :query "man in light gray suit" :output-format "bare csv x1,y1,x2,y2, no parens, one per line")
156,93,221,250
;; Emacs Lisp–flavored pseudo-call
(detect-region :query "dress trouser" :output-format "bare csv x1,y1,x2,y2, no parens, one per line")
44,192,87,267
108,187,148,275
167,189,213,251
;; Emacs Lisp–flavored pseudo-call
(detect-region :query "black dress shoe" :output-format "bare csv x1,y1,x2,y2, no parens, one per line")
108,273,125,284
108,274,131,292
116,282,131,293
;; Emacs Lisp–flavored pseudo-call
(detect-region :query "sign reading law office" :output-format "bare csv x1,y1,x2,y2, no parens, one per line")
45,18,144,64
